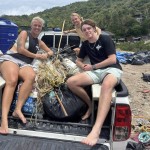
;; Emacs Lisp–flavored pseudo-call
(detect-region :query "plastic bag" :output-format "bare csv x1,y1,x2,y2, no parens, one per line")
142,73,150,82
126,141,145,150
10,82,37,116
42,84,87,121
10,93,36,116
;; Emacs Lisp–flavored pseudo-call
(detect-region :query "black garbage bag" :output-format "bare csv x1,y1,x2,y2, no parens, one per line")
42,84,87,121
144,55,150,63
131,57,145,65
126,141,145,150
142,73,150,82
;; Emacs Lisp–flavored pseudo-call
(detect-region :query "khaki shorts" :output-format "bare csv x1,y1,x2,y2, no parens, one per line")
0,55,32,68
86,67,123,84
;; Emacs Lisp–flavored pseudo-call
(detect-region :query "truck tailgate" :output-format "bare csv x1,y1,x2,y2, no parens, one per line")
0,134,109,150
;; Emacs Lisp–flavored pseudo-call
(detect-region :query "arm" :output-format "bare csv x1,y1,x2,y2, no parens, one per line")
94,54,117,69
39,40,53,57
76,57,85,69
17,31,53,60
76,43,93,71
78,54,117,71
64,28,76,34
76,57,93,71
17,30,36,58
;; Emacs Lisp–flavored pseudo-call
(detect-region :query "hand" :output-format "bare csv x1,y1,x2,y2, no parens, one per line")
47,51,53,57
35,53,48,60
64,30,69,34
82,64,93,71
73,48,80,55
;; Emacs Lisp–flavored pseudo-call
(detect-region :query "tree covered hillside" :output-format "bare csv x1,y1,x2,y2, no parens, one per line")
1,0,150,38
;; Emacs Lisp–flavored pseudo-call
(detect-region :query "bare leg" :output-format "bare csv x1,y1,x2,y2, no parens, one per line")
82,74,118,146
0,62,19,134
67,72,93,120
12,66,35,123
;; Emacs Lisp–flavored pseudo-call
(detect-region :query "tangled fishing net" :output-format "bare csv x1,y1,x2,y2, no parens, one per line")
35,57,77,112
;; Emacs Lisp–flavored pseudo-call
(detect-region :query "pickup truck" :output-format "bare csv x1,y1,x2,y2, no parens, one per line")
0,31,132,150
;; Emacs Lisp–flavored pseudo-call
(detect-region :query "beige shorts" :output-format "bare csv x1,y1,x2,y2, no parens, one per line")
0,55,32,68
86,67,123,84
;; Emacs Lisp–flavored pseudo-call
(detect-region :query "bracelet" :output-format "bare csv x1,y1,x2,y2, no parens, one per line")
92,64,96,70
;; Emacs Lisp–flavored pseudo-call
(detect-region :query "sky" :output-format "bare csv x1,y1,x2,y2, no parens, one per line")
0,0,88,16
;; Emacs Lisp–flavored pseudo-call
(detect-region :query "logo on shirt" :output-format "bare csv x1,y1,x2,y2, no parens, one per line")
36,45,40,51
96,44,101,51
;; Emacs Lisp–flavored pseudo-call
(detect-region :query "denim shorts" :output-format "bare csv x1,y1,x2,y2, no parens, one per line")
0,55,32,68
86,67,123,84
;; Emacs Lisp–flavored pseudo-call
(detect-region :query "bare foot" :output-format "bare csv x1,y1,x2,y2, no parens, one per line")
0,119,9,134
82,108,92,120
81,128,100,146
0,127,8,135
12,110,27,124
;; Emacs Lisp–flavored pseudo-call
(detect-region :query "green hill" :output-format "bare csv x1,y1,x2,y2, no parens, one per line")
1,0,150,38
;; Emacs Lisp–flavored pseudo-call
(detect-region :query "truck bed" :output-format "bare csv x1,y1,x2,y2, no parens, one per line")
0,76,129,150
0,115,110,150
